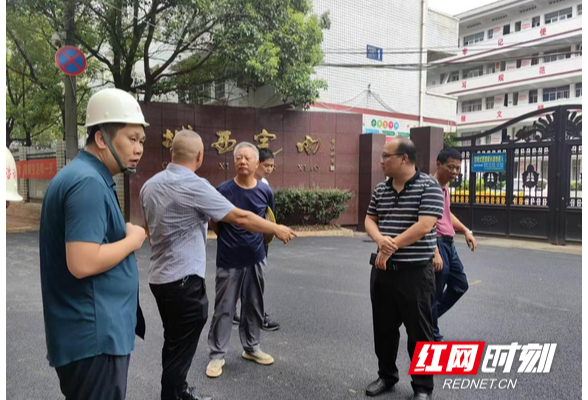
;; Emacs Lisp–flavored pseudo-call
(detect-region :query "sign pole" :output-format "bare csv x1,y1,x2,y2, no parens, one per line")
64,0,78,162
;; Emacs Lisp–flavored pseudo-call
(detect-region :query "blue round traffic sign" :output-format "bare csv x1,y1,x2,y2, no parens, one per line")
55,46,86,76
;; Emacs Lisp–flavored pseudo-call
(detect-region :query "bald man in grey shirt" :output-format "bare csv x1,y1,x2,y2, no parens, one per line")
140,130,295,400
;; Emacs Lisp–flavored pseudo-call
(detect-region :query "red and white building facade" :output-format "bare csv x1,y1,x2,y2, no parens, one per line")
428,0,582,144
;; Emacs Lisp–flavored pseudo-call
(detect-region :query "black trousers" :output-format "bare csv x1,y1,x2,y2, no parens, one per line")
370,262,435,394
150,275,208,400
55,354,130,400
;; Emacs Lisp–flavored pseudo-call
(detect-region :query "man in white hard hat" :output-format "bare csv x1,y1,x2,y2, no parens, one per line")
6,148,23,207
39,88,148,400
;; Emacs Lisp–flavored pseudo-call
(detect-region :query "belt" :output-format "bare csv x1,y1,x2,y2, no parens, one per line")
437,236,454,243
386,260,431,272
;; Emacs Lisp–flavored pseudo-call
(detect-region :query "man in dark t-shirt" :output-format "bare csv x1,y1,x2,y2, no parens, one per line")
206,142,276,378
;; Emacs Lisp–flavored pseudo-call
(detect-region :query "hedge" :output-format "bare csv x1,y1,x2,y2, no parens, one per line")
274,187,354,225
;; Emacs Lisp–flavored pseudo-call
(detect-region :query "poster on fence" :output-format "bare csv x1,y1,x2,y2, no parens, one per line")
16,159,57,179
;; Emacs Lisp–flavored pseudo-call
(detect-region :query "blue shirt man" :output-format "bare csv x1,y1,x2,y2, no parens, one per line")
39,87,148,400
216,179,274,269
40,150,139,368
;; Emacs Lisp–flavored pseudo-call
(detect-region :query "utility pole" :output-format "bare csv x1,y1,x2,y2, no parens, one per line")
64,0,78,162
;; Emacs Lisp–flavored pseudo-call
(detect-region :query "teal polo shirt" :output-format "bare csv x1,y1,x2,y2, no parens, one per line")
39,150,138,368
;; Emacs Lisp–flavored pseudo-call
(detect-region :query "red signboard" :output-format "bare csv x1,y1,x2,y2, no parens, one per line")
16,159,57,179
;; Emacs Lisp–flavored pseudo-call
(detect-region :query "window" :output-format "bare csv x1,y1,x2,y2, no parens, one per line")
576,43,582,56
504,94,509,107
464,32,484,45
531,53,539,65
545,7,573,24
461,131,483,146
529,89,538,104
440,73,447,84
215,81,225,100
500,61,507,71
462,99,483,113
532,16,541,27
515,21,522,32
488,29,494,39
486,97,495,109
543,85,570,102
463,66,484,78
487,63,498,74
516,59,522,68
576,83,582,97
450,71,460,82
503,24,511,35
578,4,582,16
187,83,212,105
543,47,572,63
513,92,519,106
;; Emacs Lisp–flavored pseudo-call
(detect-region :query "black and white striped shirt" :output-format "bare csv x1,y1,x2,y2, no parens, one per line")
367,170,444,263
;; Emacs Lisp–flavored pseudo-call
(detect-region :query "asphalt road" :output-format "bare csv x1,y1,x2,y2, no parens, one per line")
6,233,582,400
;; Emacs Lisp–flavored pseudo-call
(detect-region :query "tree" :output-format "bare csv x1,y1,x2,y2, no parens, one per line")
6,3,96,147
29,0,328,104
443,131,458,148
6,9,62,147
171,1,329,108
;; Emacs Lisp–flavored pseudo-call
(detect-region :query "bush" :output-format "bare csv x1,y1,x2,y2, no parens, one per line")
274,187,354,225
571,181,582,191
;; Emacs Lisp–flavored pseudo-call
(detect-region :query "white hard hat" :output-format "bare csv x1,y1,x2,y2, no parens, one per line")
85,88,149,128
6,148,23,202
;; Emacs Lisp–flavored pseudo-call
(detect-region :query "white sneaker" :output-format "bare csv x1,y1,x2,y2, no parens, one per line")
206,358,225,378
242,350,274,365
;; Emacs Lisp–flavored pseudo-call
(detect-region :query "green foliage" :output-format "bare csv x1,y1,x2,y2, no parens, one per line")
571,181,582,191
443,131,457,148
20,0,329,106
274,187,353,225
6,3,97,147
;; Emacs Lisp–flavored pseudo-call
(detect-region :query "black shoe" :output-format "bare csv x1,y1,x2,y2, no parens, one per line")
412,392,432,400
262,313,280,331
182,386,212,400
365,378,395,397
232,315,240,325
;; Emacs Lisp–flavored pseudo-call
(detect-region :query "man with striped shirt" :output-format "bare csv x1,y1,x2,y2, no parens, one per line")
364,139,444,400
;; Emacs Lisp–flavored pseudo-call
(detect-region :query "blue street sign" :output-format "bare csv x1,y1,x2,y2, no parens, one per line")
366,45,383,62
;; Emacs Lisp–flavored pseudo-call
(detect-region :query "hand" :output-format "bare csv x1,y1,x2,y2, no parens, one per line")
275,224,298,244
375,251,391,270
378,236,398,255
433,251,443,272
126,223,146,251
465,232,477,251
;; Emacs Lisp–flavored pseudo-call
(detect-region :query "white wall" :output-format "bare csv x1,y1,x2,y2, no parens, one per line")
427,9,459,50
312,0,425,116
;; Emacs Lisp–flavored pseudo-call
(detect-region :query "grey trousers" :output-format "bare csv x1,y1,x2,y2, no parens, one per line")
208,258,266,359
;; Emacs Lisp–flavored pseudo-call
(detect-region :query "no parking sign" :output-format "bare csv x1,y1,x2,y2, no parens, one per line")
55,46,86,76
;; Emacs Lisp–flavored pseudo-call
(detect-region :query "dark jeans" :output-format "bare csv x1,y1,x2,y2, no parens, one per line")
432,238,469,339
55,354,130,400
150,275,208,400
370,262,435,394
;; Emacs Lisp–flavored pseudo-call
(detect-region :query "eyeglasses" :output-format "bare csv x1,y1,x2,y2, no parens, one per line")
380,153,405,161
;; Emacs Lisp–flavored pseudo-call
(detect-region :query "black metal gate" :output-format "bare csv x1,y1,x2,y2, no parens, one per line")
450,105,582,245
